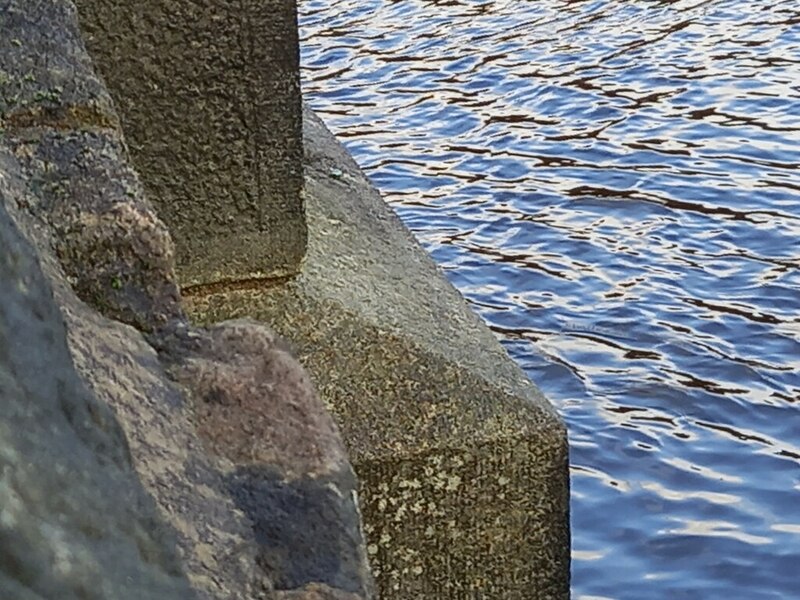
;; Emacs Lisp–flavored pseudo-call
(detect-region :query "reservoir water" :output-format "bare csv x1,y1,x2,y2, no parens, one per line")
299,1,800,597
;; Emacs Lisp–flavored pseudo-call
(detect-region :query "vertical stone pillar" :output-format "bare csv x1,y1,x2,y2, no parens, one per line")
74,0,305,287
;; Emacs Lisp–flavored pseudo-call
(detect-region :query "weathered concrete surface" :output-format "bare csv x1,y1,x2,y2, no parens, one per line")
186,106,572,598
73,0,305,286
1,2,373,598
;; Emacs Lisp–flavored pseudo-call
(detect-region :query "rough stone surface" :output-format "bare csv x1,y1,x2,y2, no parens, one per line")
185,107,571,598
1,0,182,332
14,129,184,332
73,0,306,286
159,320,375,597
61,301,272,599
1,2,374,598
162,320,349,478
3,0,569,596
0,156,194,600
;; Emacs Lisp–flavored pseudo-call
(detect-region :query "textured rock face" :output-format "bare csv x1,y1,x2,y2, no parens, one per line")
21,130,184,332
1,1,374,598
161,320,373,596
0,157,194,600
0,0,182,332
274,583,365,600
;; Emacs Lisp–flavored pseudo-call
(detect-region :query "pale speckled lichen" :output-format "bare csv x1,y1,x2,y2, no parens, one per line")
33,86,62,105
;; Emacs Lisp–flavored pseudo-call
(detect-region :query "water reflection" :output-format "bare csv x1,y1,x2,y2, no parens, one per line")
300,0,800,597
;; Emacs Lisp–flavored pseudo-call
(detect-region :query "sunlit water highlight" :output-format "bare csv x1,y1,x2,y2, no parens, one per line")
299,1,800,597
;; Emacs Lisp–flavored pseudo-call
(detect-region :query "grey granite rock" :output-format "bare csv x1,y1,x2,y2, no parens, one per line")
186,106,571,599
160,320,374,597
0,153,194,599
1,0,182,333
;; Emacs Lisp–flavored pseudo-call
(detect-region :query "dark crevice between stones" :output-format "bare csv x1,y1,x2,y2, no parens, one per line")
181,273,300,299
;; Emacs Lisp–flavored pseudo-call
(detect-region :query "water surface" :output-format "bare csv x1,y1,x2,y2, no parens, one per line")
299,1,800,597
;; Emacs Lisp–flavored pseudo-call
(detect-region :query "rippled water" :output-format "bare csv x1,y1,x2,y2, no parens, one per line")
299,1,800,597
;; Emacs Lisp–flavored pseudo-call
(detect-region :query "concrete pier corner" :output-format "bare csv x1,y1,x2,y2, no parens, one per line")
185,105,572,598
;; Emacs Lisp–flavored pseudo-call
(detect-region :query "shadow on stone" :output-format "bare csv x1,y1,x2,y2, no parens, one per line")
226,466,368,595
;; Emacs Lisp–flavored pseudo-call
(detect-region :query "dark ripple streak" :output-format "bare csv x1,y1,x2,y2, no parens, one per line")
299,0,800,597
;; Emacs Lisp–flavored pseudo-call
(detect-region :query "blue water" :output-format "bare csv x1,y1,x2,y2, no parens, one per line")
298,1,800,597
